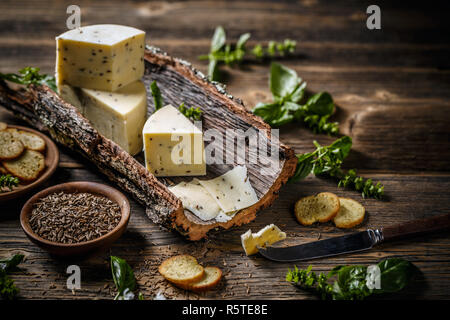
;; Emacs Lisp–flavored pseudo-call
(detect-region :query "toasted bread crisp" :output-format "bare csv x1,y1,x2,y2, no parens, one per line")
177,266,222,292
7,129,46,152
0,131,24,160
0,122,6,131
0,164,8,174
333,198,365,228
294,192,340,226
158,255,204,285
3,149,45,182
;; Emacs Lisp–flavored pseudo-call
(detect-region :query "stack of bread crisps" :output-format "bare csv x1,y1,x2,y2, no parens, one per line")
295,192,366,228
0,123,46,183
56,25,147,155
158,255,222,292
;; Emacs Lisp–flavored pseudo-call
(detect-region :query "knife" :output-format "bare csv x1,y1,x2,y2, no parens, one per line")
258,213,450,262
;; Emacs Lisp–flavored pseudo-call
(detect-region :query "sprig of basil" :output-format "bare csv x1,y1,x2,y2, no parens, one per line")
0,67,57,92
252,62,339,134
111,256,137,300
150,80,163,111
287,258,416,300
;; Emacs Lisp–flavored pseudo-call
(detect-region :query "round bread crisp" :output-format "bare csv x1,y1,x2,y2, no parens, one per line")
177,266,222,292
6,128,46,152
294,192,340,226
3,149,45,182
333,198,365,228
158,255,204,285
0,131,24,160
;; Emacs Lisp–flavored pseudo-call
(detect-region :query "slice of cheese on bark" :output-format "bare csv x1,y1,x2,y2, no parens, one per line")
197,165,258,213
169,180,222,221
241,224,286,256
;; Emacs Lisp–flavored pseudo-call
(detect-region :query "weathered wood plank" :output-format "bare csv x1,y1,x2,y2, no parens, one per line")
1,168,450,299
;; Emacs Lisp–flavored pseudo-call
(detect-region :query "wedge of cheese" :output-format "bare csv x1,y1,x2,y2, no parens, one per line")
197,165,258,213
58,80,147,155
56,24,145,91
241,224,286,256
143,105,206,177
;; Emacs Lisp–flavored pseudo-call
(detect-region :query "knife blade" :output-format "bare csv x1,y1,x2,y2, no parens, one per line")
258,213,450,262
258,229,382,262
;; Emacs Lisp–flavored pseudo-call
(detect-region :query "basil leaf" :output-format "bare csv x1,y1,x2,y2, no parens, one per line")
252,102,282,125
236,33,251,50
333,265,372,300
211,26,226,53
304,92,334,116
376,258,416,293
0,254,24,274
0,67,56,92
150,80,163,111
270,108,294,127
290,153,314,182
329,136,352,160
208,58,220,81
288,81,307,104
111,256,136,300
269,62,300,99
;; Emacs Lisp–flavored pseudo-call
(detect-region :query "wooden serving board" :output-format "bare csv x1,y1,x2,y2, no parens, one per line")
0,46,297,240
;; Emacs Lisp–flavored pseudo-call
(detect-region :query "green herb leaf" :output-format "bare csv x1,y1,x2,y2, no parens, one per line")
236,33,251,50
179,102,202,121
0,174,19,192
211,26,226,53
150,80,163,111
207,58,219,82
110,256,137,300
0,67,56,92
304,92,334,116
0,254,24,273
0,254,24,300
269,62,300,99
376,258,416,293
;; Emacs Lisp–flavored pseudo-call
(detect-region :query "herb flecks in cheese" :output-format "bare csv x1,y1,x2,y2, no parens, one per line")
241,224,286,256
169,181,222,221
56,24,145,91
59,80,147,155
197,165,258,213
143,105,206,177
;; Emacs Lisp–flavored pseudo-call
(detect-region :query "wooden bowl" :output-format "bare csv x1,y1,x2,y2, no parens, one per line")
0,125,59,202
20,182,130,257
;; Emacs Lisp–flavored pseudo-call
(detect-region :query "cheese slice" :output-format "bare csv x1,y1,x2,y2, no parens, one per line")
56,24,145,91
58,80,147,155
169,181,222,221
241,224,286,256
197,165,258,213
143,105,206,177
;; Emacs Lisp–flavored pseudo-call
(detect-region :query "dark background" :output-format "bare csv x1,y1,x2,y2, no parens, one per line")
0,0,449,299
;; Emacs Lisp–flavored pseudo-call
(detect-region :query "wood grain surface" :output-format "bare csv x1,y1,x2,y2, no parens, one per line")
0,0,449,300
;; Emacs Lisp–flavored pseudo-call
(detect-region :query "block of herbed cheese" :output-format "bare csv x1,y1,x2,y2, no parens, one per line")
241,224,286,256
56,24,145,92
58,80,147,155
197,165,258,213
143,105,206,177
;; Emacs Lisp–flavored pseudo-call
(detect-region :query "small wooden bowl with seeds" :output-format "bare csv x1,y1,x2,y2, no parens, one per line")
20,181,130,257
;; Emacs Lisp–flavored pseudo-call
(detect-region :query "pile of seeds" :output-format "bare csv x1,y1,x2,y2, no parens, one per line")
29,192,122,244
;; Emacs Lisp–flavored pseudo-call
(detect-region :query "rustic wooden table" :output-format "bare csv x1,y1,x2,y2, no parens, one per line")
1,0,449,300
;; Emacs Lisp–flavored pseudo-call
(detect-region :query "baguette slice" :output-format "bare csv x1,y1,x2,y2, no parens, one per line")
159,255,204,285
6,128,46,152
177,266,222,292
0,131,24,160
2,149,45,182
294,192,340,226
333,198,365,228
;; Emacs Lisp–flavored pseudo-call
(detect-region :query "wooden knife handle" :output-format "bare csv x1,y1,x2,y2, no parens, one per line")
382,213,450,242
